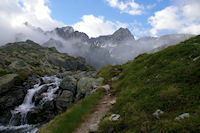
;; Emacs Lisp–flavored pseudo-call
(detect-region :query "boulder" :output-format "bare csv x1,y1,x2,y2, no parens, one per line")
27,101,56,124
0,88,25,124
56,90,74,112
174,113,190,121
101,84,110,92
109,114,120,121
153,109,164,119
60,76,77,94
76,77,103,101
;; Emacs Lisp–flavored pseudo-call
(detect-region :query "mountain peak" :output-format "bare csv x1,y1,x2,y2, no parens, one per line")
62,26,74,33
111,28,134,42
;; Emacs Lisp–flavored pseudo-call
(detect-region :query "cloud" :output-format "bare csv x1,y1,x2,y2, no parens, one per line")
0,0,64,45
73,14,127,37
128,21,150,39
148,0,200,36
105,0,144,15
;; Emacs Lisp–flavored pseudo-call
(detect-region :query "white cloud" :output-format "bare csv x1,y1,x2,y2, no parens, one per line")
0,0,64,45
73,15,127,37
148,0,200,36
105,0,144,15
0,0,63,30
128,21,150,39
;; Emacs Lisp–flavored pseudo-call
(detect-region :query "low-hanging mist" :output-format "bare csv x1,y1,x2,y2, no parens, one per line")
0,23,194,69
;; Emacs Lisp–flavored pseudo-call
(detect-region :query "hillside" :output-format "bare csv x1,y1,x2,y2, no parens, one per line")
0,40,92,75
0,40,103,133
98,35,200,132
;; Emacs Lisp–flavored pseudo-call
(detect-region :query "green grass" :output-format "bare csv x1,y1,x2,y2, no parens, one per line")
98,36,200,133
38,90,104,133
97,65,122,83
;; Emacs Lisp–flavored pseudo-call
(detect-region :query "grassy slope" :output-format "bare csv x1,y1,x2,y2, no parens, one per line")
38,90,104,133
98,36,200,132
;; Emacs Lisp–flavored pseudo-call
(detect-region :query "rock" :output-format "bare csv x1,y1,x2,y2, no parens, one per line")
77,77,97,96
0,87,25,124
109,114,120,121
153,109,164,119
174,113,190,121
193,56,200,61
111,76,118,81
60,76,77,94
110,99,116,105
101,84,110,92
94,78,104,87
0,74,18,94
56,90,74,112
27,101,56,124
33,85,49,105
75,76,103,101
89,123,99,133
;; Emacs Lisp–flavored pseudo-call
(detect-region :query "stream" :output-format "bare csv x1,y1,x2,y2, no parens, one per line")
0,75,61,133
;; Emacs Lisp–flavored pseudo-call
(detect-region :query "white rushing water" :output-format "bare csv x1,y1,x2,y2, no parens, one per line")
0,124,38,133
2,75,61,133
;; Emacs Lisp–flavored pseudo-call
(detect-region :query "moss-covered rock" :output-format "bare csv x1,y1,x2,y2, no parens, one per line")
0,74,18,94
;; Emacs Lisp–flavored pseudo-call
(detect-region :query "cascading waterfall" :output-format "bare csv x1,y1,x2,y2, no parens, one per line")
0,75,61,133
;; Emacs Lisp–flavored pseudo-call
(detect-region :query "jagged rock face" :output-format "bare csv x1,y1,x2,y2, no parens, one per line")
43,38,64,49
90,28,135,46
55,26,90,42
43,27,136,69
111,28,135,42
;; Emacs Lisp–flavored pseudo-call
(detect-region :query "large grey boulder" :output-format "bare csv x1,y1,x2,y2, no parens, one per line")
56,90,74,112
60,76,77,94
76,77,103,101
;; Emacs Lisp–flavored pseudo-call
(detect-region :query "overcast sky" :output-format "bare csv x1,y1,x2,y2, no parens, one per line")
0,0,200,39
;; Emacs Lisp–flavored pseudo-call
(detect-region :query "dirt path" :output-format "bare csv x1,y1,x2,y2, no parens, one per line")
74,93,116,133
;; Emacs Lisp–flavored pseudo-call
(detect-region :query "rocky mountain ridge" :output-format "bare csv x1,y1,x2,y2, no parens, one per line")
10,23,194,69
41,26,194,69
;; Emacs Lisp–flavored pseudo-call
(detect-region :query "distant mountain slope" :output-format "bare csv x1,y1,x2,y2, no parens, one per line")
98,35,200,132
8,23,194,69
42,26,193,69
0,40,92,75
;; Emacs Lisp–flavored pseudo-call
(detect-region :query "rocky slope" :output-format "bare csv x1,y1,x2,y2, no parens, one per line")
0,40,103,132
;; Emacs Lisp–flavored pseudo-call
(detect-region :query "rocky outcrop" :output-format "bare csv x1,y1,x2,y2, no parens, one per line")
0,74,28,124
55,90,74,112
60,76,77,94
0,70,103,126
0,74,18,94
0,40,92,74
0,41,96,126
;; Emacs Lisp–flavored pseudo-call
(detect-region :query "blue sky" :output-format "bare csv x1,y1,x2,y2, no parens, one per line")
49,0,170,25
48,0,173,38
0,0,200,40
